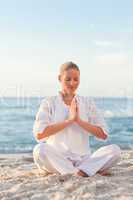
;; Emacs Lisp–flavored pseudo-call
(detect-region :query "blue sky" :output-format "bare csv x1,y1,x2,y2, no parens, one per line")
0,0,133,97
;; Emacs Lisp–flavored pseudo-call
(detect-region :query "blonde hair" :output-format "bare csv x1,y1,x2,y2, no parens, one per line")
59,61,80,75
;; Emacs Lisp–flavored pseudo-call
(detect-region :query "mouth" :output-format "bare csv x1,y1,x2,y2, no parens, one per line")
68,87,75,90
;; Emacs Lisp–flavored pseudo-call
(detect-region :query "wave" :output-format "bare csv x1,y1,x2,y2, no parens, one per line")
104,110,133,118
0,144,34,154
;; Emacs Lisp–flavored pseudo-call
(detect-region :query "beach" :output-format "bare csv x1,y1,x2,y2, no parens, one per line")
0,150,133,200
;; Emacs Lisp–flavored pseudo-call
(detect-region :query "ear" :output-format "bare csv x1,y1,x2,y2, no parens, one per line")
58,75,61,82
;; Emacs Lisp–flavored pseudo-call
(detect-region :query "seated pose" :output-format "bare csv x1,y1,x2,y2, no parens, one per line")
33,61,121,177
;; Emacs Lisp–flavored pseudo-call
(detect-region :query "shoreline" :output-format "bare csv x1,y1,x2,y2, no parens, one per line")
0,147,132,155
0,152,33,157
0,150,133,200
0,149,132,159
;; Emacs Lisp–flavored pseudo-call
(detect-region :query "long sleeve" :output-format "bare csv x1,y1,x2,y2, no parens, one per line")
86,97,109,137
33,98,52,142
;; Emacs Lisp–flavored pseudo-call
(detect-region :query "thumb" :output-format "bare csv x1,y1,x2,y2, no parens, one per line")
71,97,76,105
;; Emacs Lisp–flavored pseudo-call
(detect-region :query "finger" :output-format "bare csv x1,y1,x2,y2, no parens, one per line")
71,97,76,105
74,98,78,105
75,98,78,107
75,97,79,106
71,98,76,107
76,102,79,113
76,104,79,112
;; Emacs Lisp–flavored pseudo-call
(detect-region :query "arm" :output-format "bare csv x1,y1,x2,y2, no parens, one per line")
34,97,77,141
37,119,73,140
75,98,108,140
76,118,108,140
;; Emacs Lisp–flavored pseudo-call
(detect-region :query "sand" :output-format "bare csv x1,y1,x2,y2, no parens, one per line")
0,150,133,200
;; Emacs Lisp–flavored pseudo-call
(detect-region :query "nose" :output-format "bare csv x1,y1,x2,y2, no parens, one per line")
70,80,75,86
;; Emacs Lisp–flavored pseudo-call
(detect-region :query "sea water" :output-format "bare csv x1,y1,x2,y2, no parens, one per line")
0,97,133,153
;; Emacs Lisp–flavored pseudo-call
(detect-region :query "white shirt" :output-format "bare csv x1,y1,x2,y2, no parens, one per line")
33,93,109,156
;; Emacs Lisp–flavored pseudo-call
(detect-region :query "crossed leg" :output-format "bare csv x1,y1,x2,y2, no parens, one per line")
77,144,121,176
33,143,79,175
33,143,121,177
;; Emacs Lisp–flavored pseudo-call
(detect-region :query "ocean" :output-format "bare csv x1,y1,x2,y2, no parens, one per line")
0,97,133,154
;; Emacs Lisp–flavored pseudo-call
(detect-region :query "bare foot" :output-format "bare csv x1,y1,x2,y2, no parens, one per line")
76,170,89,177
97,170,112,176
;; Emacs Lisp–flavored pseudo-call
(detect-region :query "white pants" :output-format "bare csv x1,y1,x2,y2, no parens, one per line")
33,143,121,176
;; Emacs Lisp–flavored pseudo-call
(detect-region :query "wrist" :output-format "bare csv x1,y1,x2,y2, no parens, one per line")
76,117,82,124
65,118,74,125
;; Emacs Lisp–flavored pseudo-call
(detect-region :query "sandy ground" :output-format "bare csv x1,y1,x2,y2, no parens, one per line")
0,150,133,200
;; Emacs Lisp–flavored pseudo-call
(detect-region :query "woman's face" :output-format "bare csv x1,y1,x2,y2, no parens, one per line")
59,69,80,94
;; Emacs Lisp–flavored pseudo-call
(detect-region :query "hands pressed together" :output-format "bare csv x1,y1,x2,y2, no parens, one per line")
68,97,81,124
67,97,108,140
37,96,108,140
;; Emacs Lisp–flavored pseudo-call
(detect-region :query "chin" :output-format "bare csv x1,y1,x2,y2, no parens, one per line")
67,90,76,94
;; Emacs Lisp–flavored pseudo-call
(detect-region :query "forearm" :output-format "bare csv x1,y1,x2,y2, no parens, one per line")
37,119,73,140
77,119,108,140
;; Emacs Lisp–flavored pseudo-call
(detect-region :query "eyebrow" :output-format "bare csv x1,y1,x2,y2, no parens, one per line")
65,77,79,79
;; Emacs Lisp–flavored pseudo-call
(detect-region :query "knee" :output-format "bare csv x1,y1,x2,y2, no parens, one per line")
33,144,41,161
110,144,121,158
33,143,47,160
33,144,40,156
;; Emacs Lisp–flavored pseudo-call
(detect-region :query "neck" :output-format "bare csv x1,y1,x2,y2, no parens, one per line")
60,91,75,99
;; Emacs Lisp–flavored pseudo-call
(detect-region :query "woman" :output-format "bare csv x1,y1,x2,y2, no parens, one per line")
33,61,121,177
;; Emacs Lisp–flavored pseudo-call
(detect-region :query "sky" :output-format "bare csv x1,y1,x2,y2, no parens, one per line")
0,0,133,97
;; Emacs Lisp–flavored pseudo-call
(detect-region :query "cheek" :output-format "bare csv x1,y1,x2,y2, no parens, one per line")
62,81,69,87
75,81,80,86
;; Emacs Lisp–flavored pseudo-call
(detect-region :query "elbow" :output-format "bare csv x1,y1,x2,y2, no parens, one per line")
101,129,108,140
36,127,49,140
98,127,108,140
37,132,45,140
102,133,108,140
36,133,42,140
